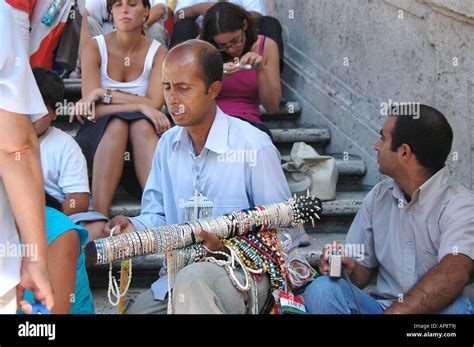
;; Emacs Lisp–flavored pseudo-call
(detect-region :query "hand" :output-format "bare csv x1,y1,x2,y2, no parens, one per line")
238,52,264,70
69,88,102,124
318,242,356,276
16,259,54,314
106,215,136,235
138,104,171,136
223,62,242,76
195,228,228,259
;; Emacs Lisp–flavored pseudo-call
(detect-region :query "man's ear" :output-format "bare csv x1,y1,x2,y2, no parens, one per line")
47,107,57,121
398,143,412,163
208,81,222,99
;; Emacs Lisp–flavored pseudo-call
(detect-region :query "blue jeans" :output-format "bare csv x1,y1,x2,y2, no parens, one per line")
304,276,473,314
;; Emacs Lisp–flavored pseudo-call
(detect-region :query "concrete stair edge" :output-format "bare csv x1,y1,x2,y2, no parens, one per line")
105,191,368,219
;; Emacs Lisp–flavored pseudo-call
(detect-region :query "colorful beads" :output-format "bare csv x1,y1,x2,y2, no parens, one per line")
224,228,287,291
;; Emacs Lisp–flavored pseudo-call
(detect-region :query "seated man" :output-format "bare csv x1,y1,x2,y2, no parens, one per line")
171,0,284,71
110,39,297,314
304,105,473,314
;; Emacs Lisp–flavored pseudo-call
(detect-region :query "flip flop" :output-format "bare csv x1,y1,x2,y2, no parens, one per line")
298,231,311,247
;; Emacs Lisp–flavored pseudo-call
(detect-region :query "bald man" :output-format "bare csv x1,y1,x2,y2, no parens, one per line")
110,40,294,314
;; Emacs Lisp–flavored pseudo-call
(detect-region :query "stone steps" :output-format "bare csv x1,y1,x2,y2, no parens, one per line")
62,78,370,298
63,121,365,190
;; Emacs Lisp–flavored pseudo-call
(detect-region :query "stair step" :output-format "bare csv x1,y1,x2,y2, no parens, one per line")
282,155,366,177
271,128,330,144
64,126,331,149
260,102,301,120
105,190,367,220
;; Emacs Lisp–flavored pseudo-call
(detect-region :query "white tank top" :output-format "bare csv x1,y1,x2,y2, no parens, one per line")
94,35,161,96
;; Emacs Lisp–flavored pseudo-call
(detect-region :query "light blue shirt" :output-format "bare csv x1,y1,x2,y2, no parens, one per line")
130,107,291,230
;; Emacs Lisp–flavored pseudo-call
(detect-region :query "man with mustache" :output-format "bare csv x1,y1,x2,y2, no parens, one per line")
110,39,295,313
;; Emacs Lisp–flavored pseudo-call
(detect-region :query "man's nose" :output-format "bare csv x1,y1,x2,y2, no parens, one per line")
166,91,179,105
373,139,380,151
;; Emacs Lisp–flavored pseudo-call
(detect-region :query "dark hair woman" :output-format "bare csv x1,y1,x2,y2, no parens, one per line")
200,2,281,139
71,0,169,222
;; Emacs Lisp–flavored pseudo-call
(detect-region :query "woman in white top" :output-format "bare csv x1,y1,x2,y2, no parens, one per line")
72,0,170,220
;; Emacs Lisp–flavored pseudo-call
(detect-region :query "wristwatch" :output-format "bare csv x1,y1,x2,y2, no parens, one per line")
102,88,113,104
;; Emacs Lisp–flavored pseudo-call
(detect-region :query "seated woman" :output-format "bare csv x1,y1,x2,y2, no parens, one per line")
200,3,310,247
200,2,281,139
20,203,95,314
72,0,170,227
80,0,169,50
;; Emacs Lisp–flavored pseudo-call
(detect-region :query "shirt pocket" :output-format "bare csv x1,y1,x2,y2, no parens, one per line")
417,223,440,275
425,223,441,256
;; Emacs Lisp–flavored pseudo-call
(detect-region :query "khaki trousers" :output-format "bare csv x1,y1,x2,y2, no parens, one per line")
126,262,270,314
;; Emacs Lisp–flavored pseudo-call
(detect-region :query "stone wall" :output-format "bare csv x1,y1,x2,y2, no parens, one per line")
265,0,474,189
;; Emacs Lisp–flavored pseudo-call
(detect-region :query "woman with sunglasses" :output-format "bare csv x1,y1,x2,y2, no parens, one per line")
200,2,281,139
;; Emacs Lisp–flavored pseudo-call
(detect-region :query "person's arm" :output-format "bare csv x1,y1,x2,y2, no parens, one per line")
47,230,80,314
235,37,281,113
58,140,90,215
145,3,167,26
0,112,46,251
385,254,472,314
256,37,281,113
0,110,54,312
175,2,214,21
62,193,90,215
79,9,92,55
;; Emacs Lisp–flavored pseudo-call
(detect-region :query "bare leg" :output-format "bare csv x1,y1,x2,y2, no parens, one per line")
129,119,159,189
92,118,129,217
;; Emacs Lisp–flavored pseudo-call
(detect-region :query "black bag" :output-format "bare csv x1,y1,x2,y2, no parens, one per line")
55,2,82,71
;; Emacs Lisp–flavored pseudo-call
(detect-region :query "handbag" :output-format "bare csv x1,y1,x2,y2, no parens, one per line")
282,142,338,201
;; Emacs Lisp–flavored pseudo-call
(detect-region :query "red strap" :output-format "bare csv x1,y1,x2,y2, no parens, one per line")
258,35,266,56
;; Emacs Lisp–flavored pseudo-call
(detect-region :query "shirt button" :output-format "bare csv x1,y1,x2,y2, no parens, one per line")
406,240,412,245
405,269,412,274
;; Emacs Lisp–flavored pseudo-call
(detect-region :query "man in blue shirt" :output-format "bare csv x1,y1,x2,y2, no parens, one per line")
110,39,294,313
